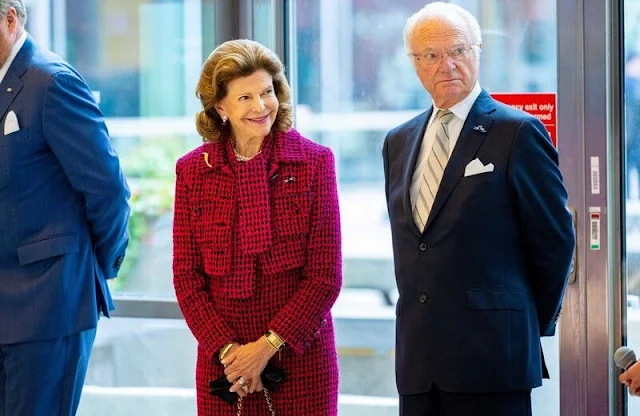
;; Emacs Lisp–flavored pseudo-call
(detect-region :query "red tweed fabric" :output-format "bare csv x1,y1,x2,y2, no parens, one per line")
232,137,272,256
173,128,342,415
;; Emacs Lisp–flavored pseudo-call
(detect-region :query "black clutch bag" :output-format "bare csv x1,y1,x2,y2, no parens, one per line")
209,363,286,404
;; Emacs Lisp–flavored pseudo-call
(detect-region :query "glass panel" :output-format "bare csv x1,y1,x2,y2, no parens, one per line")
77,318,197,416
624,1,640,414
40,0,211,298
292,0,558,414
253,0,274,49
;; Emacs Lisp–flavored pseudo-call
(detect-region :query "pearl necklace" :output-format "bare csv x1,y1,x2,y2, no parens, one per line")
233,146,262,162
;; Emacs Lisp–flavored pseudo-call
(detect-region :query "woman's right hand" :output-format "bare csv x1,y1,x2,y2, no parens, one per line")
220,343,250,397
221,342,242,366
222,337,276,394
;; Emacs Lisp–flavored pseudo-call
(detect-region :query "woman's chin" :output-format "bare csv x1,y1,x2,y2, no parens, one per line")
251,124,273,137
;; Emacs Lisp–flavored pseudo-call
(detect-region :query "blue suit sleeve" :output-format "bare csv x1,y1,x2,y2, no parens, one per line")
42,71,131,279
508,118,575,336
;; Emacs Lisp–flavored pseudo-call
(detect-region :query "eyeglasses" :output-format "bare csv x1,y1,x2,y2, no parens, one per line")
408,44,478,66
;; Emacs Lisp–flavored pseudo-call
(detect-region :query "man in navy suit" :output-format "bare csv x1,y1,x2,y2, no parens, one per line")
383,2,575,415
0,2,130,415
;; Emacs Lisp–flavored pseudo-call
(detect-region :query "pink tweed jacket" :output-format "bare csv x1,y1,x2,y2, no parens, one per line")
173,128,342,415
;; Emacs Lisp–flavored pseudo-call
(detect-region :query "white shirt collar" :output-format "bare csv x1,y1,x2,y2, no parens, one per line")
0,31,28,84
429,81,482,125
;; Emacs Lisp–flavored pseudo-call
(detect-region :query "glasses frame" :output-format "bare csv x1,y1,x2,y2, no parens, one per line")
407,43,480,67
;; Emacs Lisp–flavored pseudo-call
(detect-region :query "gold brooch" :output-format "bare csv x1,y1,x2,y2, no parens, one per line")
202,152,212,168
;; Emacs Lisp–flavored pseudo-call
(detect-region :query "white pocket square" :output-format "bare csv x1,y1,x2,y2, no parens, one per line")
4,111,19,135
464,158,494,177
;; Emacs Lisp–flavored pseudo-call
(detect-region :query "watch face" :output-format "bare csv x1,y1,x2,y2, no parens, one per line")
265,332,284,349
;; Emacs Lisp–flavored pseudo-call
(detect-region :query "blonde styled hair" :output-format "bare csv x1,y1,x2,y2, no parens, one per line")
195,39,293,142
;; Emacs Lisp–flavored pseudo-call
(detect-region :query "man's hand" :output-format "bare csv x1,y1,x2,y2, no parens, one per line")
620,362,640,396
222,337,277,393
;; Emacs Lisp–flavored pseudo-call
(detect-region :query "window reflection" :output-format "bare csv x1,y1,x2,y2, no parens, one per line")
26,0,559,414
293,1,558,414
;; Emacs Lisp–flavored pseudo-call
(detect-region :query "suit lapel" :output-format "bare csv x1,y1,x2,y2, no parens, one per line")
423,90,496,233
0,76,23,124
401,110,431,237
0,35,35,122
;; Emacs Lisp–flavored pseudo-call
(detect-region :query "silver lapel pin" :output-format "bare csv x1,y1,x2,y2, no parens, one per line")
6,88,12,93
473,125,486,133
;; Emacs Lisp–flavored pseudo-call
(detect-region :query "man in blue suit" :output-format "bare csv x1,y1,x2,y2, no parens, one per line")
0,2,130,415
383,3,575,415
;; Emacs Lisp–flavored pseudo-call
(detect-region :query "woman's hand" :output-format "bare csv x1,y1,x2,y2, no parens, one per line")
222,337,277,393
220,342,242,366
219,343,250,397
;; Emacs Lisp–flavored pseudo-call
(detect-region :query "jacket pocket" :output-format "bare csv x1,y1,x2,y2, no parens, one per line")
193,199,233,276
272,193,310,237
0,127,29,147
201,244,232,277
17,233,79,265
192,198,234,245
0,128,30,186
261,234,307,275
459,169,498,186
466,289,524,310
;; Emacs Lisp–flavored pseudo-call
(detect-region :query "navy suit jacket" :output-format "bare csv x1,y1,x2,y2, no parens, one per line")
0,36,130,344
383,90,575,395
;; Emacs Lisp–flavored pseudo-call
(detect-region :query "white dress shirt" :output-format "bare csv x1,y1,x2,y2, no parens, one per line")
410,81,482,208
0,31,27,85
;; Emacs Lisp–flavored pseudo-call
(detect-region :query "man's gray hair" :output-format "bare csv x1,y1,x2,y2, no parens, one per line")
0,0,27,26
403,2,482,53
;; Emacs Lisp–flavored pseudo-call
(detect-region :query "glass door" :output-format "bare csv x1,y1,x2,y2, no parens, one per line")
289,1,560,414
623,0,640,414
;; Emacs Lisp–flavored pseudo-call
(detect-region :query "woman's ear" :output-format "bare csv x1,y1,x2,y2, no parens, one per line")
214,103,226,119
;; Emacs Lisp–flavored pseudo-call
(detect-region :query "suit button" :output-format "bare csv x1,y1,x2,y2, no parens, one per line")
418,294,428,303
114,255,124,269
419,243,428,252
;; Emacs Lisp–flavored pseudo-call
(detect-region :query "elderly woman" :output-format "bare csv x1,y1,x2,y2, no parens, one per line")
172,39,341,415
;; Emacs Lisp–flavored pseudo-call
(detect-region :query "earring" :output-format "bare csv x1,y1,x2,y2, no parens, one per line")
221,115,228,125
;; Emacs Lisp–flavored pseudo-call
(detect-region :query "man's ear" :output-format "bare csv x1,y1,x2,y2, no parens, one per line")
5,8,17,27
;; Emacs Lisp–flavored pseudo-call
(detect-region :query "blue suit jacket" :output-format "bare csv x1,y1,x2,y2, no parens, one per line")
0,36,130,344
383,90,575,395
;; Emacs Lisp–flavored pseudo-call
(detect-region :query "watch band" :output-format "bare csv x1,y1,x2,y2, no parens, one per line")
264,330,286,351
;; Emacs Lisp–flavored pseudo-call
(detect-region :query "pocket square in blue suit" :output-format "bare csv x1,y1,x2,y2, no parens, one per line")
4,111,19,135
464,158,494,177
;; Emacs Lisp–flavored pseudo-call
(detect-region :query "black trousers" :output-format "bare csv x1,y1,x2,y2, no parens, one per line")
400,384,532,416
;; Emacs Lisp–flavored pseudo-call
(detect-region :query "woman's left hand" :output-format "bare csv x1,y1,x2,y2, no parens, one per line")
222,336,277,393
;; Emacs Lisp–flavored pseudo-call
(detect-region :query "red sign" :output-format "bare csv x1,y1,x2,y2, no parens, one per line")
490,93,557,147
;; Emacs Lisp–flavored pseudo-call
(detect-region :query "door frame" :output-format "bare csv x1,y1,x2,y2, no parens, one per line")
558,0,624,414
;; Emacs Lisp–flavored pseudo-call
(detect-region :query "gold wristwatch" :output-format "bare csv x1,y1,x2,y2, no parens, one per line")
264,330,286,351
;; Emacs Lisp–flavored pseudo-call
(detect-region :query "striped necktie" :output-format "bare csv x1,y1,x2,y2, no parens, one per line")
413,109,455,231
